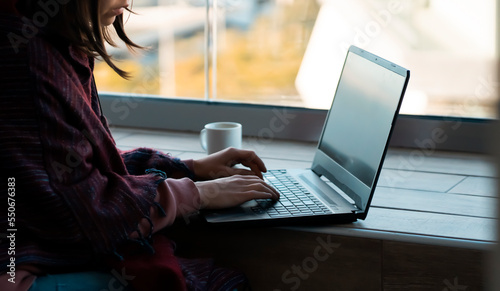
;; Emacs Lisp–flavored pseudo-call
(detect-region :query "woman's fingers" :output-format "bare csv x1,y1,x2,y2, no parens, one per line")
232,175,280,200
236,150,267,176
230,167,263,178
195,175,280,209
193,147,269,180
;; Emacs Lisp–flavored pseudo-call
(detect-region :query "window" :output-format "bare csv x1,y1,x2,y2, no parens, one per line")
96,0,498,119
95,0,207,98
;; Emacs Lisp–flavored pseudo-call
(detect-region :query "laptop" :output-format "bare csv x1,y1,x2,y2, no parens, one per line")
199,45,410,226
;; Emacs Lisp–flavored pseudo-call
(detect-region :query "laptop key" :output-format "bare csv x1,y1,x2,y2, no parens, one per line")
269,213,290,218
263,171,335,216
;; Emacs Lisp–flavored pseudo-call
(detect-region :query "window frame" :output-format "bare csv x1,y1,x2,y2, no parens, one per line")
100,93,495,154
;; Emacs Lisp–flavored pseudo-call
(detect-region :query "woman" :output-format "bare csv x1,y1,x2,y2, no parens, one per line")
0,0,279,290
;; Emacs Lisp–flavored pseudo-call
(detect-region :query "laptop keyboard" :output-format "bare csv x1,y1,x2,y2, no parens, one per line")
255,170,333,217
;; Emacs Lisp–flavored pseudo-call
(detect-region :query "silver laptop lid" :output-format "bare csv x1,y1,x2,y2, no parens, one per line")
311,45,410,219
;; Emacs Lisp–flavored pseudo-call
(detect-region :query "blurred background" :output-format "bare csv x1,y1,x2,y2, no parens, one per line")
94,0,498,119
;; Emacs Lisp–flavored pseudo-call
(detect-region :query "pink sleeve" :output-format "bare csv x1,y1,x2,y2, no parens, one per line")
0,270,36,291
133,177,201,237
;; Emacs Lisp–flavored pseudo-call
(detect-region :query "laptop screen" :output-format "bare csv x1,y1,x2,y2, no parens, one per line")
313,46,409,215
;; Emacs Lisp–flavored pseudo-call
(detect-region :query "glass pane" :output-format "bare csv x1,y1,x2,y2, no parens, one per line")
94,0,207,98
212,0,319,107
95,0,498,119
214,0,497,118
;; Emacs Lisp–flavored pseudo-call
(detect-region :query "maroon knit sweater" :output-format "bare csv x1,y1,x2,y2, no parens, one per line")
0,11,196,287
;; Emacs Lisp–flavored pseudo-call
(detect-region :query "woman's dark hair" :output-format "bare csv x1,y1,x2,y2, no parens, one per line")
16,0,142,79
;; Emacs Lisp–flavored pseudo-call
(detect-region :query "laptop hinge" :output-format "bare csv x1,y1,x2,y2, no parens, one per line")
351,209,363,215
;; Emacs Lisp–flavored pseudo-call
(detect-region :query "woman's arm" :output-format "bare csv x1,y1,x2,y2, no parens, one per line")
1,34,198,258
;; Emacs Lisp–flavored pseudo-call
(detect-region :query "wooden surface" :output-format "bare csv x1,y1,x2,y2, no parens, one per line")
166,226,485,291
167,227,383,291
111,126,497,290
382,241,484,291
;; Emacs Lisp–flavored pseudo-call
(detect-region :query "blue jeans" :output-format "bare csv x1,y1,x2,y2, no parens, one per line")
28,271,135,291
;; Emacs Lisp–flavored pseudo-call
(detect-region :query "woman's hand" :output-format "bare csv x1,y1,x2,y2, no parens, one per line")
192,147,280,209
192,147,268,180
195,175,280,209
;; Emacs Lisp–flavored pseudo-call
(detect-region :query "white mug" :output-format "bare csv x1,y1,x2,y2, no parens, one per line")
200,122,242,154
